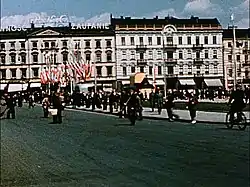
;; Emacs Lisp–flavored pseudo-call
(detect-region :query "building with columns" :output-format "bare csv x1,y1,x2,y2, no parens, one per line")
111,15,224,90
223,28,250,90
0,24,116,92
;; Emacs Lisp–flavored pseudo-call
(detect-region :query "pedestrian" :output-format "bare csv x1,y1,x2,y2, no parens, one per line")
28,94,35,108
149,90,155,112
17,92,23,107
51,92,63,124
42,94,50,118
165,93,179,122
156,90,164,115
186,92,198,124
6,94,16,119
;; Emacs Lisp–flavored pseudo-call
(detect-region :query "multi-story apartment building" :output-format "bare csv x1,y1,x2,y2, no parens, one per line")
223,28,250,90
0,23,116,92
111,15,224,90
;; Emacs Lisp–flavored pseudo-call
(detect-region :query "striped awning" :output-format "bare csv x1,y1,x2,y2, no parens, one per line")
8,84,28,92
204,79,223,87
179,79,196,86
30,83,41,88
0,83,7,90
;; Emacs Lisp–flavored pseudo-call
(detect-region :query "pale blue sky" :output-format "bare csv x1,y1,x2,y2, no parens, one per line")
1,0,249,28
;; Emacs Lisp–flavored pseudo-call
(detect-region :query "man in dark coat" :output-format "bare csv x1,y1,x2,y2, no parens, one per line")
51,92,62,124
6,94,16,119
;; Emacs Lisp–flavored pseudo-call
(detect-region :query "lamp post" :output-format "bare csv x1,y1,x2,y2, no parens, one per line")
229,14,237,90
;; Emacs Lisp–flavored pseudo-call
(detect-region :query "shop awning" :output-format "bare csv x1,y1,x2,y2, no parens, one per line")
179,79,196,86
155,80,165,85
8,84,28,92
0,83,7,90
122,80,130,85
30,83,41,88
75,83,94,93
204,79,223,87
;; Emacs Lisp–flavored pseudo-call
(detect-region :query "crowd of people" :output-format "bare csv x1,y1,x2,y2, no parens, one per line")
1,85,249,125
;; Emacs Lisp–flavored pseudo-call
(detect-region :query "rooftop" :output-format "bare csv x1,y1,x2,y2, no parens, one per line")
111,15,221,26
0,24,114,40
223,28,250,39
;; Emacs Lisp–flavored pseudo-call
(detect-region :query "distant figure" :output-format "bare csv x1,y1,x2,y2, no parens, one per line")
51,92,63,124
6,95,16,119
29,94,35,108
187,92,198,124
42,94,50,118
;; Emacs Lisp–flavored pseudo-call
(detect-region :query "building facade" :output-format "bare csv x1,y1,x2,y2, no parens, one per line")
223,28,250,90
0,24,116,91
111,16,224,89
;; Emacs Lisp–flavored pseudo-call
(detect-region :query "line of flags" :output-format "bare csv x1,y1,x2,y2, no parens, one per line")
40,41,93,86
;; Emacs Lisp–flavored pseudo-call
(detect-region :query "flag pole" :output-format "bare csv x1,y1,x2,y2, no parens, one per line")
231,14,237,90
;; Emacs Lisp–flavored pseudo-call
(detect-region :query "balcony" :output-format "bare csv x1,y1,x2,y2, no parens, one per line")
193,58,204,65
163,43,177,51
192,44,204,50
136,45,147,51
164,58,177,66
137,59,147,66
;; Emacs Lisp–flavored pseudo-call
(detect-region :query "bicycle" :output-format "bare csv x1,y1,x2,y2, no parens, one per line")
225,111,247,130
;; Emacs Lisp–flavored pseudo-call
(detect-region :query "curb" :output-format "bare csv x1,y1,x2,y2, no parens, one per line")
65,106,226,125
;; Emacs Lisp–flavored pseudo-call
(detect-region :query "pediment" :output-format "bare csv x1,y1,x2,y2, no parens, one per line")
35,29,61,36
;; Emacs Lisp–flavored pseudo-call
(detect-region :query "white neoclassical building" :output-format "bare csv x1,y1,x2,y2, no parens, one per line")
111,15,224,90
0,23,116,92
223,28,250,90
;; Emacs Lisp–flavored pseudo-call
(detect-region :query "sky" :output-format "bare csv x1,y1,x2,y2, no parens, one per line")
0,0,249,28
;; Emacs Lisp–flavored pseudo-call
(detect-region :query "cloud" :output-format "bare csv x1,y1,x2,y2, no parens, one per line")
147,8,178,18
0,12,109,29
230,0,249,28
84,12,110,24
182,0,224,17
0,0,249,29
236,18,249,28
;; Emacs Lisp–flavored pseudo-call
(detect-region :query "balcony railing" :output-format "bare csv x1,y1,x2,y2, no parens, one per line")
136,45,147,51
193,58,204,65
193,44,204,50
164,58,177,66
163,43,177,51
137,59,147,66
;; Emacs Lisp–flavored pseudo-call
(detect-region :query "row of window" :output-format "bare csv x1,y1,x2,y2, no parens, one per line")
0,52,113,64
0,66,115,79
227,54,249,62
0,68,39,79
121,50,219,60
120,66,220,76
227,69,249,78
120,35,218,46
0,40,112,50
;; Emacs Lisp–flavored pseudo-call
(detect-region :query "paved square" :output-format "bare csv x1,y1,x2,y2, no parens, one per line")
1,106,249,187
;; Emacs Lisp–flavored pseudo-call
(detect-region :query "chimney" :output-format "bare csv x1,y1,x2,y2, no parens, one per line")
155,16,158,20
120,16,124,19
69,22,72,28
